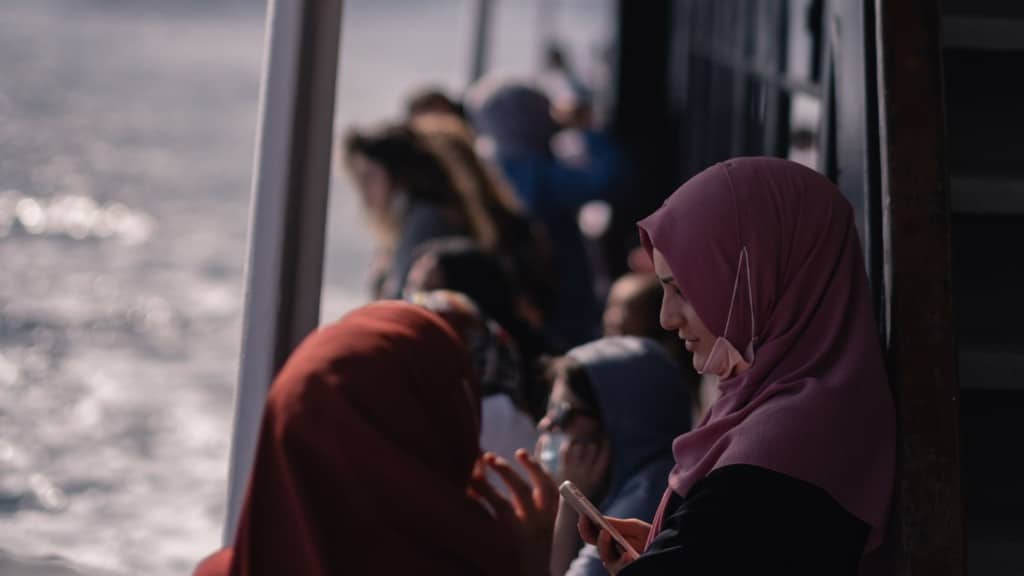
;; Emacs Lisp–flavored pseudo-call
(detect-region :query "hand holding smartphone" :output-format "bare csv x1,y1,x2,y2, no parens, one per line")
559,480,641,559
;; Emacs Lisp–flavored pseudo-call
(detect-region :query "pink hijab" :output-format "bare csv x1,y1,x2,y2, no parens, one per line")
638,157,895,550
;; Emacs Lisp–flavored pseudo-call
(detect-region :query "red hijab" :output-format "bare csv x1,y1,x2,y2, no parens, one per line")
639,158,895,550
195,302,517,575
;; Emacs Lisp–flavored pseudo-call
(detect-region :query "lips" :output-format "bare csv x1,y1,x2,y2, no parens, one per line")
683,337,699,351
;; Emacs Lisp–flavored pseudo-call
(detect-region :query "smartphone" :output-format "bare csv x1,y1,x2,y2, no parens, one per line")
559,480,640,559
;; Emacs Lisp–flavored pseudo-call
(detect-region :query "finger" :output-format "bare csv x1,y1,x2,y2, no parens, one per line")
515,449,558,510
468,474,503,508
623,545,639,562
578,514,599,545
468,475,515,519
471,456,487,480
484,453,533,515
597,528,623,566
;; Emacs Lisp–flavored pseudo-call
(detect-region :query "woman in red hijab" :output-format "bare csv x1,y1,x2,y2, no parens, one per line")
579,158,896,575
195,302,557,575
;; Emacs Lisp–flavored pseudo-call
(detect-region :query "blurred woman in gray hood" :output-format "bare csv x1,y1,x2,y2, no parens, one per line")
536,336,691,575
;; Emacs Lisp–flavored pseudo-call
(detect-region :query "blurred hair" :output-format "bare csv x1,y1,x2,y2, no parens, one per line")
343,123,490,246
412,113,527,251
410,237,554,420
543,356,601,422
412,112,557,321
607,273,663,339
406,87,465,120
410,237,524,340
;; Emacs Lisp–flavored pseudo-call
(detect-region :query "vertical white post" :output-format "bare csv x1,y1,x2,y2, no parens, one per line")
469,0,493,84
223,0,343,544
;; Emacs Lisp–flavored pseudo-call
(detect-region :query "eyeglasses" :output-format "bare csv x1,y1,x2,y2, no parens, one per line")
541,401,598,431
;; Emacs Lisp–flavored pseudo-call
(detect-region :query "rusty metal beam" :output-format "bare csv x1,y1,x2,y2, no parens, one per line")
875,0,964,573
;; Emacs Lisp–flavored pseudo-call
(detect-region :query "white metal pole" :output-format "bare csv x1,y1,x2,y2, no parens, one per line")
469,0,493,84
223,0,343,544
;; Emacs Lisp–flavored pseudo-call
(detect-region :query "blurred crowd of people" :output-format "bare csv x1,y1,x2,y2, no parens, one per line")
196,47,894,576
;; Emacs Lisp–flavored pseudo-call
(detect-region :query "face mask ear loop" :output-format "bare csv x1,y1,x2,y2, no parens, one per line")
720,248,745,343
698,338,722,376
740,247,757,348
699,247,746,374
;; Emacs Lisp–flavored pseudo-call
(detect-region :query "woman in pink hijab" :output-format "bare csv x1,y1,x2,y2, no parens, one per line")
578,157,895,574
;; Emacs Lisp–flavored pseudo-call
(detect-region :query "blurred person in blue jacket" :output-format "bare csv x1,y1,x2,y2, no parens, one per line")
466,77,624,349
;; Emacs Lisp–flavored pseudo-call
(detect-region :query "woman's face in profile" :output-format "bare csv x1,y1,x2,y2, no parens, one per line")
349,152,394,215
652,248,716,372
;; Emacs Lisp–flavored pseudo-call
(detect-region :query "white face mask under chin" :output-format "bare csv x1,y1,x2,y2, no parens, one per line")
698,247,758,378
